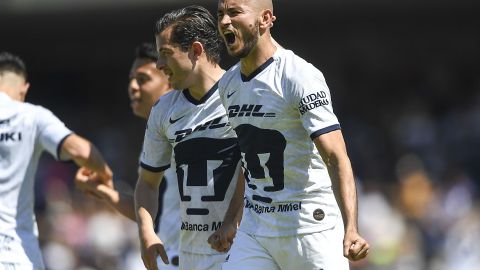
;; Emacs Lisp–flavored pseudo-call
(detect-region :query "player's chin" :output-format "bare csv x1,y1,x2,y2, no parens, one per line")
131,105,145,117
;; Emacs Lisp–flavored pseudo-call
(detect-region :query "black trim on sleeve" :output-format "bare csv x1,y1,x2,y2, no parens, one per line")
140,162,170,172
310,124,341,140
56,133,73,161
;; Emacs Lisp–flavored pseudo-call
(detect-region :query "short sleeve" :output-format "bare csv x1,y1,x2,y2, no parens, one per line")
140,106,172,172
287,64,340,139
35,106,72,160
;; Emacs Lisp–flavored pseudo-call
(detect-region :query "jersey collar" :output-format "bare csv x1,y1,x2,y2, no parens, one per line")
240,57,275,82
183,81,219,105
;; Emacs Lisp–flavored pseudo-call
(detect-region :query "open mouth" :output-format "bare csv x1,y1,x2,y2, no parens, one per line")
224,32,236,45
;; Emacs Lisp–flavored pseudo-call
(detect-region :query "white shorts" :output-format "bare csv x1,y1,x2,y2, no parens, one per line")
222,217,349,270
178,251,227,270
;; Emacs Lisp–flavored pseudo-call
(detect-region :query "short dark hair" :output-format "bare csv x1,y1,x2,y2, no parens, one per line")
155,5,223,64
0,52,27,79
134,42,158,62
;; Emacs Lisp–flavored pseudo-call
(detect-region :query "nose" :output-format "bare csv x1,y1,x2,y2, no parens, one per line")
128,79,139,95
219,14,231,27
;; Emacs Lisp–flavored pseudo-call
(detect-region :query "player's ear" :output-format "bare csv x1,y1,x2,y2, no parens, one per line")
259,9,274,30
191,41,204,60
19,82,30,102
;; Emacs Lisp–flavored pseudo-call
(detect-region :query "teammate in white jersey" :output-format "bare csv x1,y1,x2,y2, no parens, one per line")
134,6,243,270
0,51,112,270
212,0,370,269
74,43,181,269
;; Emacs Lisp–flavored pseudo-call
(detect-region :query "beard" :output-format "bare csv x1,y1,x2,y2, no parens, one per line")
233,21,259,59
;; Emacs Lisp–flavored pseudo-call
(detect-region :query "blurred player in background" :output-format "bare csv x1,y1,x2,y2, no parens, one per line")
211,0,370,269
134,5,243,270
0,51,112,270
74,43,181,269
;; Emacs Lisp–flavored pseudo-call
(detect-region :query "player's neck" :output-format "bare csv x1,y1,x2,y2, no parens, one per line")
240,36,277,77
0,87,19,101
187,64,225,101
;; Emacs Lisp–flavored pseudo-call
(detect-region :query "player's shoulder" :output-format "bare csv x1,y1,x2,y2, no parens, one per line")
149,90,184,126
151,90,180,113
276,48,322,81
15,101,56,121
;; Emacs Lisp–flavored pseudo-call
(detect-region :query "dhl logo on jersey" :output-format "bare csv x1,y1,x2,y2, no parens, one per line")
227,104,275,118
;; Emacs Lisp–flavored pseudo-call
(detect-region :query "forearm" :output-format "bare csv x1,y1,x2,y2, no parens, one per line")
314,131,358,232
327,155,358,232
134,178,160,240
61,134,111,177
96,185,136,221
223,171,245,227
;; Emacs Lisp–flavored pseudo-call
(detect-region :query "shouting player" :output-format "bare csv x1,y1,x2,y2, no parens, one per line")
211,0,370,269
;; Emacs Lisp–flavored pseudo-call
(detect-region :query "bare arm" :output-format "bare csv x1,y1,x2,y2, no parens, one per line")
223,169,245,227
208,167,245,252
60,134,112,187
134,167,168,269
97,185,136,220
75,167,136,221
313,129,369,261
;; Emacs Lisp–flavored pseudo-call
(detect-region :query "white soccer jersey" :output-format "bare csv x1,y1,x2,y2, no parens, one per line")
0,92,72,268
141,84,241,255
218,48,342,237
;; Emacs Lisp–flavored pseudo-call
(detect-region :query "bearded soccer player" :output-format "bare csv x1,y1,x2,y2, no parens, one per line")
210,0,370,269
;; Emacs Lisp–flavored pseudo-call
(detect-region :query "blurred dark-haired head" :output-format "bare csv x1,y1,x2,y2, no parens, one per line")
0,52,27,80
134,43,158,63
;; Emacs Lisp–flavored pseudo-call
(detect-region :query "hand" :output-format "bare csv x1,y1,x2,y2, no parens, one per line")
343,230,370,261
97,165,114,188
208,222,237,252
140,234,169,270
75,167,106,199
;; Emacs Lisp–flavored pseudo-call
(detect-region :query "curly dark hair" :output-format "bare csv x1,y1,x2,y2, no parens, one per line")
155,5,223,64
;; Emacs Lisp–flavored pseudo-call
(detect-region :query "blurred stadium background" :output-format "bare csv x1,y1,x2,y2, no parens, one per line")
1,0,479,269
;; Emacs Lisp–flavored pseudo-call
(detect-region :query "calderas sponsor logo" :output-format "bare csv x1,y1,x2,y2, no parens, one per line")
298,91,329,115
227,104,275,118
174,115,228,142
